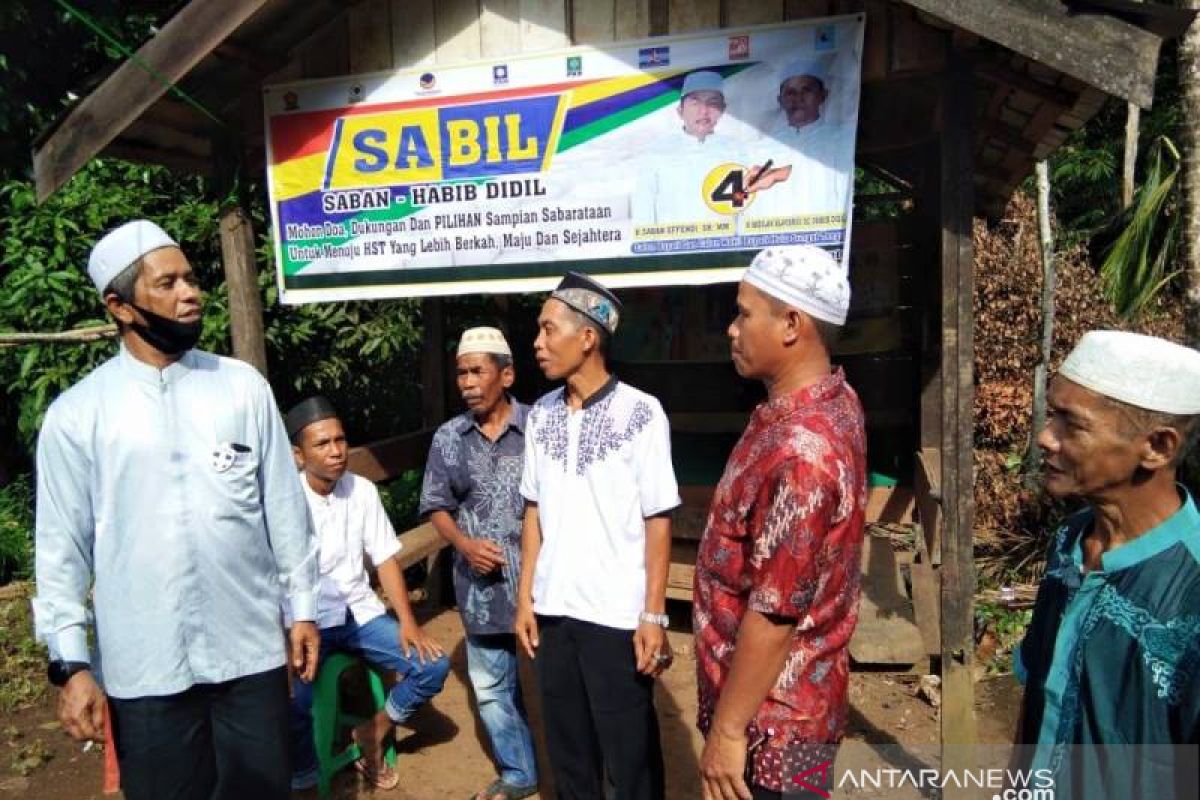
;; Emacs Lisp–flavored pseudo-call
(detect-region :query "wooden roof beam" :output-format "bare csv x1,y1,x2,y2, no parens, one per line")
904,0,1162,108
33,0,270,202
974,59,1078,109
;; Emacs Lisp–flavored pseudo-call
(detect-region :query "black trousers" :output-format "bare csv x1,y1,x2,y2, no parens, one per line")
109,666,291,800
535,615,665,800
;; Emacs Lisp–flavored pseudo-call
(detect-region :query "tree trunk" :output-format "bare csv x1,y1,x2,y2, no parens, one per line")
1027,161,1055,482
1123,102,1140,208
1180,0,1200,346
218,205,269,376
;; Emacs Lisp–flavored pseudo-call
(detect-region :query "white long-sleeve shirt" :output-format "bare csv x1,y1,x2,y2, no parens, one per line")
32,345,318,699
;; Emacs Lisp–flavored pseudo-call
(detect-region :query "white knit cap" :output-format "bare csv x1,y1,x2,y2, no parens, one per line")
457,326,512,358
1059,330,1200,415
87,219,178,295
742,245,850,325
780,56,832,86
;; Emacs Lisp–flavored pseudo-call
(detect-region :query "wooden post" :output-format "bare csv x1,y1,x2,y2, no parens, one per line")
218,204,269,376
939,49,978,781
421,298,447,427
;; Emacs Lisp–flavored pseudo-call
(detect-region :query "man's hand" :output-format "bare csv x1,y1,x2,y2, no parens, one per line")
514,600,539,659
633,621,671,677
289,622,320,682
399,621,445,664
459,538,506,575
58,670,106,742
700,727,752,800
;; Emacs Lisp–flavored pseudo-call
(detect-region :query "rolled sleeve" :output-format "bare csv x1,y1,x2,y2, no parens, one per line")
33,402,95,664
746,459,834,620
519,410,540,503
635,404,681,517
360,478,403,566
254,381,319,623
419,426,460,517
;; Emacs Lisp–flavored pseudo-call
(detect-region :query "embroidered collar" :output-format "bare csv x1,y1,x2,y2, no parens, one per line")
752,367,845,426
452,396,528,436
118,341,195,387
1068,487,1200,573
560,374,619,410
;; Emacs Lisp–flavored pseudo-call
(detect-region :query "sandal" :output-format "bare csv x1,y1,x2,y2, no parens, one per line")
470,779,538,800
354,756,400,790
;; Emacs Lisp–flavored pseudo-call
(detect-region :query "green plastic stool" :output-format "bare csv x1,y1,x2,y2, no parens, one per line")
310,652,398,798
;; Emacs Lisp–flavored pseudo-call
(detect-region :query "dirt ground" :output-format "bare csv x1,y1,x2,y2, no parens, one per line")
0,603,1021,800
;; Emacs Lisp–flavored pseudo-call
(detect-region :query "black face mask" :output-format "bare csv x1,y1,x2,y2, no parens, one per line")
129,303,202,355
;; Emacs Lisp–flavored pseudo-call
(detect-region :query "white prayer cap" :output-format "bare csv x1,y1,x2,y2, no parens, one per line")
742,245,850,326
1059,330,1200,415
87,219,178,295
681,70,724,98
780,57,832,86
457,326,512,358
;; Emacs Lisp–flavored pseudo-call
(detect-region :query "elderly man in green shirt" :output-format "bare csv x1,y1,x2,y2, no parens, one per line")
1015,330,1200,800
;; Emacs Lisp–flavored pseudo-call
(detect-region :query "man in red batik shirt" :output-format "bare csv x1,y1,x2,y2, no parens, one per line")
694,245,867,800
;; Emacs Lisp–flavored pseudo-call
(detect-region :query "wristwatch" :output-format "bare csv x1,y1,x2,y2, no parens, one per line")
639,611,669,627
47,660,91,687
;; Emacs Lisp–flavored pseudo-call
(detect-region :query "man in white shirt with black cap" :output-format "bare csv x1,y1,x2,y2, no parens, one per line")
1014,331,1200,799
286,395,449,794
515,271,681,800
32,219,319,800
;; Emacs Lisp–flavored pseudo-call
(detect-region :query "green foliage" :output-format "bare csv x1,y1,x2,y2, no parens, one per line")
1097,137,1182,318
0,160,223,449
378,470,424,533
0,476,34,584
975,601,1033,676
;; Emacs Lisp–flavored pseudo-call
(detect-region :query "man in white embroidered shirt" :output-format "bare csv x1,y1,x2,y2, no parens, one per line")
515,271,681,800
32,219,319,800
285,396,450,793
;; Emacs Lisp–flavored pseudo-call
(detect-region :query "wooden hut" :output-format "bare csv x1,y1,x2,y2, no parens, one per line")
32,0,1183,763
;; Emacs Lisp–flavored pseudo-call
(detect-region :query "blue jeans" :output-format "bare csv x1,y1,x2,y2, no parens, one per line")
466,633,538,788
290,613,451,789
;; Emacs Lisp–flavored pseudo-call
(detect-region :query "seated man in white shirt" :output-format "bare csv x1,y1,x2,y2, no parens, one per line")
285,396,450,793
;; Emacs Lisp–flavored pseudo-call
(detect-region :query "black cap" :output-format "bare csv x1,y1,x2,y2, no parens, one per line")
551,271,622,334
285,395,339,442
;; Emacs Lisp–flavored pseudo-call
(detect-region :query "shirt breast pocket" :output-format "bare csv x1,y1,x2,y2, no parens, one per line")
209,441,260,510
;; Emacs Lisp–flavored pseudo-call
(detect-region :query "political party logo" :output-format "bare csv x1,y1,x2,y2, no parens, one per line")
282,91,299,111
211,443,237,473
639,46,670,68
419,72,436,90
815,24,837,51
702,163,758,216
728,34,750,60
348,83,364,104
493,64,509,85
566,55,583,76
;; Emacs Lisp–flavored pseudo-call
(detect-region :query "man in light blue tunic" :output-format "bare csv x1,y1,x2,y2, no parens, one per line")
1016,330,1200,800
32,219,319,800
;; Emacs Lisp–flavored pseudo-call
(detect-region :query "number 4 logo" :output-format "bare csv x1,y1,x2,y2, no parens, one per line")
703,163,756,215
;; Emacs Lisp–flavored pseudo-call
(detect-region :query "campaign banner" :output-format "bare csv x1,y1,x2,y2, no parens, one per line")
264,15,864,303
